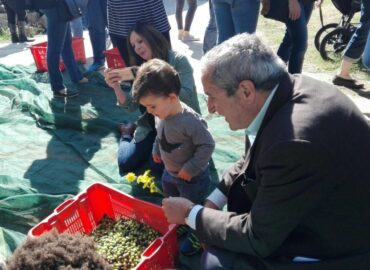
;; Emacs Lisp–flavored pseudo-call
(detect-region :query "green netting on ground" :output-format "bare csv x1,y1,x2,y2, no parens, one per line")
0,64,244,262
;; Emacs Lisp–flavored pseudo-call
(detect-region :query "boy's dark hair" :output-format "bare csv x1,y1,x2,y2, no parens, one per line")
6,230,112,270
127,22,171,66
132,59,181,102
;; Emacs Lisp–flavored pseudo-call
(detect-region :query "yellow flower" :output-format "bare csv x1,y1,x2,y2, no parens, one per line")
125,172,137,183
150,182,158,193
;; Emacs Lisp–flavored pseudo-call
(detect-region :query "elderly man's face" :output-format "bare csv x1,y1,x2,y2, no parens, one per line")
202,72,257,131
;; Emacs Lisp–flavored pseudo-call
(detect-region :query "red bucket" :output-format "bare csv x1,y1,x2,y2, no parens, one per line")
29,37,86,72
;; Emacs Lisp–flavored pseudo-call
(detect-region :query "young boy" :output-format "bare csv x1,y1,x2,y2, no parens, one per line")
132,59,215,255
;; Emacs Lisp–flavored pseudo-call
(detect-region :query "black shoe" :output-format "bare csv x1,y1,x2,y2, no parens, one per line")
53,89,79,98
332,75,364,90
180,232,202,256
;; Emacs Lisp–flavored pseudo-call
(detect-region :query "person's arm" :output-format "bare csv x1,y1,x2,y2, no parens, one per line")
288,0,301,20
104,68,138,111
195,141,334,257
179,118,215,179
152,134,162,164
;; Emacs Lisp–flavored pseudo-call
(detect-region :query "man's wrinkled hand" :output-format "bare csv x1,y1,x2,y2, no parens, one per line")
162,197,193,224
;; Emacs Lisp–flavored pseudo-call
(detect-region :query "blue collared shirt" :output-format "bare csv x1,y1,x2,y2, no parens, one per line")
245,85,278,145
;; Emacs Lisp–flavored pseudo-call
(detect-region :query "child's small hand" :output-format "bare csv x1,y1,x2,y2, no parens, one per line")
152,154,162,163
178,169,192,181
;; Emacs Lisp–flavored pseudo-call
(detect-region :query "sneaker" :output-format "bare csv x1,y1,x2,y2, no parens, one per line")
87,62,105,72
78,77,88,84
182,33,200,42
53,89,79,98
176,225,189,238
180,232,202,256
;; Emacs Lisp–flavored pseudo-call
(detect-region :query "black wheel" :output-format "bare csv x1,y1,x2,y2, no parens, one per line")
319,28,352,61
314,23,338,51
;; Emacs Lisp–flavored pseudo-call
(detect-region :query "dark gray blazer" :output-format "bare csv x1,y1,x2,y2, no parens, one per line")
196,73,370,269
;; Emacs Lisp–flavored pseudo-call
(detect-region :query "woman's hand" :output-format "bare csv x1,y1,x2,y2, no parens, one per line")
104,67,136,88
288,0,301,20
162,197,194,224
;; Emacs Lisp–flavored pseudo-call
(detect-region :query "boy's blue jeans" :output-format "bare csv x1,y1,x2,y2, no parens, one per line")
162,167,211,204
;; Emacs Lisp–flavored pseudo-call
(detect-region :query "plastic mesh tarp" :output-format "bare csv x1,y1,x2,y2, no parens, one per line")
0,64,244,260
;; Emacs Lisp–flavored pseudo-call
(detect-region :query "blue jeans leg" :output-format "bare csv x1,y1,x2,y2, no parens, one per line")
231,0,260,35
203,0,217,54
117,130,157,175
343,0,370,61
44,8,83,92
277,1,314,74
162,167,210,204
362,31,370,69
86,0,107,65
70,17,83,37
213,0,259,44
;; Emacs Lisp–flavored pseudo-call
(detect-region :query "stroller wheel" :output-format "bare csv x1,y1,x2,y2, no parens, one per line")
319,28,352,61
314,23,338,52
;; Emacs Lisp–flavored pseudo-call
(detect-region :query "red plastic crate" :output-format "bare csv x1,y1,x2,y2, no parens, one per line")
105,47,127,69
29,37,86,73
28,183,178,270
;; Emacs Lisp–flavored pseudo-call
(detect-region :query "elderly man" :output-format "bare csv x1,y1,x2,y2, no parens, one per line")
162,33,370,269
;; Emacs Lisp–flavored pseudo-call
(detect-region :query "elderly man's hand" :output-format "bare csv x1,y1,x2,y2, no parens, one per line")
162,197,194,224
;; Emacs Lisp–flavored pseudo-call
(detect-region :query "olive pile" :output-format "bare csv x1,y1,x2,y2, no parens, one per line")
91,215,160,270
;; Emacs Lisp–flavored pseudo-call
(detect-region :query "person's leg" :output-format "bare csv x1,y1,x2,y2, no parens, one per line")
17,7,34,42
61,24,84,83
202,246,271,270
178,167,211,204
278,1,314,74
339,0,370,78
70,17,83,38
161,170,181,198
203,0,218,54
182,0,199,41
231,0,260,35
212,0,235,44
110,34,130,66
44,8,68,93
362,31,370,69
176,0,185,39
86,0,108,71
184,0,197,31
4,3,19,43
117,130,156,175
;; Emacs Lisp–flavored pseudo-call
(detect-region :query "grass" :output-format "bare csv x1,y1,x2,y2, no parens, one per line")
257,1,370,80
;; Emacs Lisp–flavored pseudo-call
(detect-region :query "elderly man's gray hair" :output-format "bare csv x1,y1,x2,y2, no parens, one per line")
201,33,286,96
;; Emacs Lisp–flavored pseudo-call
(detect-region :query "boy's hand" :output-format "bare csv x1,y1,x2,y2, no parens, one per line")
152,154,162,163
178,169,192,181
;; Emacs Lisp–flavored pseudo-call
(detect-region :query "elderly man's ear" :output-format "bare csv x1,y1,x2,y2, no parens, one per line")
238,80,256,104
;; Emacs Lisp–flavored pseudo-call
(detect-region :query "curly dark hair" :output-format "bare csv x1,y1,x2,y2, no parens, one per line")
132,58,181,103
6,230,112,270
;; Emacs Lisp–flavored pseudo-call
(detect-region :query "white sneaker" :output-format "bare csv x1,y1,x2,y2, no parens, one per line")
182,33,200,42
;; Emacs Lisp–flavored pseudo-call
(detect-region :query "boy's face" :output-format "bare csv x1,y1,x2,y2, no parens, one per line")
139,93,178,120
